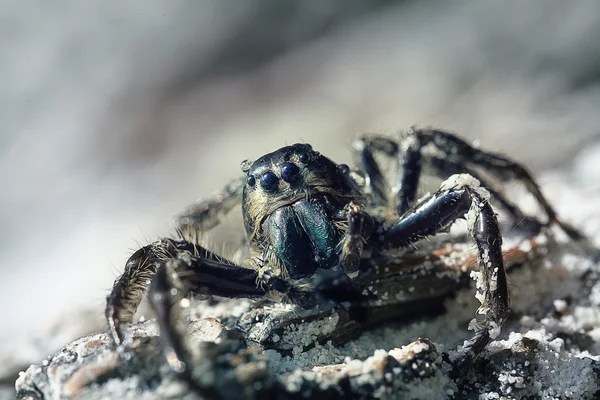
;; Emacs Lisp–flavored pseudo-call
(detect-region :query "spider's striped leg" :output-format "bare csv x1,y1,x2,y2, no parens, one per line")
381,179,509,374
415,127,585,240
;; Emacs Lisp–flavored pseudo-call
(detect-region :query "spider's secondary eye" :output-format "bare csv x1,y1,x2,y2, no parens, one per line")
247,175,256,187
261,171,279,192
299,153,309,163
281,163,300,183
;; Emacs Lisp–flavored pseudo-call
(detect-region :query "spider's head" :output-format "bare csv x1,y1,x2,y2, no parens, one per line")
241,143,361,240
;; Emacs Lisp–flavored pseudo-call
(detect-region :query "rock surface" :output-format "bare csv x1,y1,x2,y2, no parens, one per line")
13,232,600,399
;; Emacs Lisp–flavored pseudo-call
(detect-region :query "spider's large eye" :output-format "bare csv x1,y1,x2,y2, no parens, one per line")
281,162,300,183
261,171,279,192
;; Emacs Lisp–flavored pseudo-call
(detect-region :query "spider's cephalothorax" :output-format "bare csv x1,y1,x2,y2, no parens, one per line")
242,143,363,279
105,128,587,396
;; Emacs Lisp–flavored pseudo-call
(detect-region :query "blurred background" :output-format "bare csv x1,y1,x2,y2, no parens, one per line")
2,0,600,371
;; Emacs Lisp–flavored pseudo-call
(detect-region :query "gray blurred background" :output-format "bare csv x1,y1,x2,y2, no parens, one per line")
2,0,600,347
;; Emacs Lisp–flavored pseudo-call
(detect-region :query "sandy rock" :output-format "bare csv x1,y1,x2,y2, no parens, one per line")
14,238,600,399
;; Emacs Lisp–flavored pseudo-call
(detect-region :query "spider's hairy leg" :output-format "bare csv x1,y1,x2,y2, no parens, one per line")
146,253,325,387
105,239,198,346
175,176,245,240
352,134,399,206
414,127,585,240
380,177,509,373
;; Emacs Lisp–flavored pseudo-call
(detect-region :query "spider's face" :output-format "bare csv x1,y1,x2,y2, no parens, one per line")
241,143,362,278
241,144,355,234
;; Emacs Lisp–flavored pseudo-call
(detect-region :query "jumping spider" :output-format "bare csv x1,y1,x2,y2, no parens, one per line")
105,127,585,393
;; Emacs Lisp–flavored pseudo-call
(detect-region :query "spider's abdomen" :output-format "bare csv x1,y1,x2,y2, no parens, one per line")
264,199,340,279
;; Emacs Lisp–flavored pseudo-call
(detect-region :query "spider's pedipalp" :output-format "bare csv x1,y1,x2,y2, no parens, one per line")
337,202,368,273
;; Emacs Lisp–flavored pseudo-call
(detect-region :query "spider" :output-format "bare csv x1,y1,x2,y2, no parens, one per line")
105,127,584,394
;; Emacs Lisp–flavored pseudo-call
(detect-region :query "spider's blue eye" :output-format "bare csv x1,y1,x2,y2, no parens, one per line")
261,171,279,192
299,153,309,163
247,175,256,187
281,163,300,183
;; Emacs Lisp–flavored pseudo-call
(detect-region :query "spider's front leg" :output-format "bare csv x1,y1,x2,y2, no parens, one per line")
106,178,244,346
129,247,298,397
106,238,291,346
110,240,314,395
105,239,193,346
380,175,509,374
146,250,324,381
